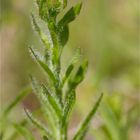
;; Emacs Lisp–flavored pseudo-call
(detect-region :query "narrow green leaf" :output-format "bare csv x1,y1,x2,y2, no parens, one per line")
74,126,89,140
60,48,82,88
41,84,62,119
3,87,31,117
100,102,121,140
61,63,74,88
60,90,76,140
59,25,69,46
29,76,60,136
31,14,51,50
36,0,49,22
24,109,53,140
39,86,61,136
63,90,76,125
30,75,61,112
69,59,88,89
73,93,103,140
28,77,59,135
65,64,74,79
10,120,28,140
47,24,60,67
59,3,82,26
30,75,40,96
29,47,57,85
13,123,35,140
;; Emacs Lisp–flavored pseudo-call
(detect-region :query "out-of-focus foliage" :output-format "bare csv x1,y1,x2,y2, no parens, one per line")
0,0,139,140
0,88,31,140
93,94,139,140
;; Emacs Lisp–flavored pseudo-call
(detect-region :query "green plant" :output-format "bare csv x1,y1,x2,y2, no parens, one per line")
93,94,139,140
0,88,31,140
25,0,103,140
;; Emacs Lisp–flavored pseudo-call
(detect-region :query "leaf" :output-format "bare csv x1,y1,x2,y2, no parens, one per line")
48,25,60,66
48,7,60,18
0,88,31,140
3,87,31,117
29,76,60,134
24,109,53,140
60,48,82,88
29,47,57,85
73,93,103,140
29,76,60,136
59,25,69,46
36,0,49,22
73,126,89,140
60,90,76,140
10,120,28,140
65,64,74,79
31,14,51,50
40,86,61,135
13,123,35,140
69,59,88,89
30,75,40,95
100,101,121,140
41,84,62,119
62,90,76,126
58,3,82,26
60,63,74,88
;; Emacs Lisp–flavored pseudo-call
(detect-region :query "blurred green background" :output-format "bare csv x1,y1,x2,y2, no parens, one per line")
0,0,139,140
